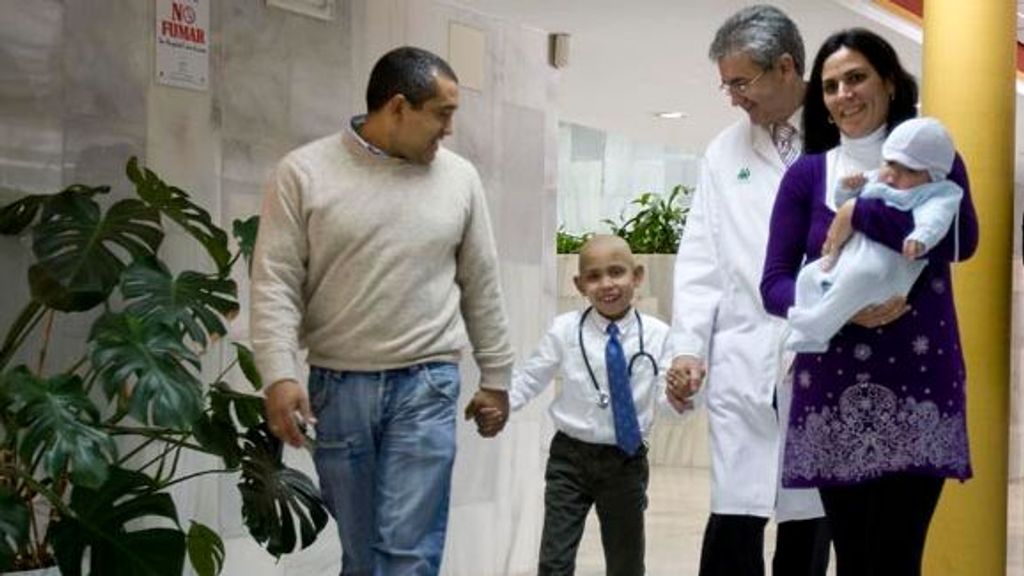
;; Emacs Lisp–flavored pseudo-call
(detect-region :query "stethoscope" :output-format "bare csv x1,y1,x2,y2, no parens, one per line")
578,306,659,409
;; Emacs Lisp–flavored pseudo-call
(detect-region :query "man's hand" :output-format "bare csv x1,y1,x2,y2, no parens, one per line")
821,199,857,271
264,379,316,448
850,295,909,328
666,355,704,413
464,388,509,438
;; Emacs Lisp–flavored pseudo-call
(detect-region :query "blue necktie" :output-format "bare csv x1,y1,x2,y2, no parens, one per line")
606,323,642,456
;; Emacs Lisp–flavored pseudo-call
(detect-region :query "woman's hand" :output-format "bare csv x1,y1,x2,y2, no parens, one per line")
849,295,910,328
821,199,857,271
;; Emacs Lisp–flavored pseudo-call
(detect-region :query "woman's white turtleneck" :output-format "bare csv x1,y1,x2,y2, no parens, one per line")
825,124,887,210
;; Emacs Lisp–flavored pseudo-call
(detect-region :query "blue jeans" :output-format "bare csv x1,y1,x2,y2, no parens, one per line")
308,363,460,576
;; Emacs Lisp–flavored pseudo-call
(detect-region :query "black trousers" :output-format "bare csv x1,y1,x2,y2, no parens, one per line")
538,432,649,576
819,473,944,576
698,514,831,576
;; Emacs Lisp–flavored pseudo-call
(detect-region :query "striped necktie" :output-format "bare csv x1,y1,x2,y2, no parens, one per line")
773,122,799,167
606,322,642,456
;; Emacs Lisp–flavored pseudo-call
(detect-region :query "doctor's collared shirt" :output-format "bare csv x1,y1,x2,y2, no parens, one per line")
510,307,684,447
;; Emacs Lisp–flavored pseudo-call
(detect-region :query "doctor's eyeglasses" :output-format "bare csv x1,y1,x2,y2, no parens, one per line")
719,68,768,96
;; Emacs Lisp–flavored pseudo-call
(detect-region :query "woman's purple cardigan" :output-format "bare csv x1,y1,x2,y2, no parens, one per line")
760,152,978,487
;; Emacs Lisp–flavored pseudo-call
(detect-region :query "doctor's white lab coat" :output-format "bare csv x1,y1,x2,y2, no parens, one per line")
669,115,823,522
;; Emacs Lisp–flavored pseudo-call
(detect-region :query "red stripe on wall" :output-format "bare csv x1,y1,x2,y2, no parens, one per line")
874,0,1024,74
887,0,923,15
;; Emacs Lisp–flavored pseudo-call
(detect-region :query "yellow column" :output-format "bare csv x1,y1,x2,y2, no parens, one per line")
921,1,1015,574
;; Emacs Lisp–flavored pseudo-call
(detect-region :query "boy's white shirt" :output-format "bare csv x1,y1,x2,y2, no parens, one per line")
510,307,689,446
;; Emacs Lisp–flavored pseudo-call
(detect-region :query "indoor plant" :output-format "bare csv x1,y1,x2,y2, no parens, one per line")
0,159,327,575
601,184,691,255
555,184,691,255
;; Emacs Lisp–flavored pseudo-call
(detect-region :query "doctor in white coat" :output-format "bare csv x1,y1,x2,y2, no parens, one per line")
666,6,831,576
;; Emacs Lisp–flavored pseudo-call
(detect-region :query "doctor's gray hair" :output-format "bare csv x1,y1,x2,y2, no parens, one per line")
709,5,805,76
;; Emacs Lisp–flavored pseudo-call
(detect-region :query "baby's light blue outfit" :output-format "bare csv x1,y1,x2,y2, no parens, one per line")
785,174,963,353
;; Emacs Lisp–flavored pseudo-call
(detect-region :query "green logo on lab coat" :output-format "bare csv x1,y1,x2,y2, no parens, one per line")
737,167,751,181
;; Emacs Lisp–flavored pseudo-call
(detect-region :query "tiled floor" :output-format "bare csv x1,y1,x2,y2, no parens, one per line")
576,466,1023,576
222,465,1022,575
573,466,827,576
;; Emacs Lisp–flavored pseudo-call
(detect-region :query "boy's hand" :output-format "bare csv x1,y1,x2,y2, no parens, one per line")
666,389,693,413
666,355,704,412
903,239,925,260
464,388,509,437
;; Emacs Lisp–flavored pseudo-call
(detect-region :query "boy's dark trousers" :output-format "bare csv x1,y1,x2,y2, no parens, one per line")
538,431,649,576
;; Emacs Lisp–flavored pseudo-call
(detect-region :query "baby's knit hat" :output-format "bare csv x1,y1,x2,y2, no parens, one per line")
882,117,956,182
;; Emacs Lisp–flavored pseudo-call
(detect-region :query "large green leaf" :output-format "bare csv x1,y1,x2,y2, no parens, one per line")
0,184,109,235
0,487,30,571
5,366,116,488
187,521,225,576
233,343,263,391
50,468,185,576
121,257,239,348
232,216,259,275
238,425,328,557
212,381,264,429
30,189,162,311
127,157,231,275
191,411,243,470
88,312,202,428
193,381,265,469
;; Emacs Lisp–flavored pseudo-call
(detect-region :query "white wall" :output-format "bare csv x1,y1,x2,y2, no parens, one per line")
455,0,924,155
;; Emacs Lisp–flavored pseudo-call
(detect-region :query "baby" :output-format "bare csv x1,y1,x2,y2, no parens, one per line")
785,117,963,353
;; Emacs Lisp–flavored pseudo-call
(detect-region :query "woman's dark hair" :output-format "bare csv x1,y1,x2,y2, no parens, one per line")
802,28,918,154
366,46,459,113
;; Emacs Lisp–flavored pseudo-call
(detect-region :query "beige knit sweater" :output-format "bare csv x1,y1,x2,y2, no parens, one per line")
250,130,513,390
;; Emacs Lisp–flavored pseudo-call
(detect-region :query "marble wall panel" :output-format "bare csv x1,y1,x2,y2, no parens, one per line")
496,103,545,265
0,1,62,115
60,119,144,196
0,1,63,193
0,121,63,194
401,0,450,54
494,24,550,112
289,59,353,144
220,1,293,65
222,137,292,186
62,0,147,123
218,1,293,145
446,89,496,186
218,64,292,145
285,0,352,69
219,0,355,152
61,0,148,192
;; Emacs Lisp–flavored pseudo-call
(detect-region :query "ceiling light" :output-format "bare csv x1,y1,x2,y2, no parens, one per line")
655,111,687,119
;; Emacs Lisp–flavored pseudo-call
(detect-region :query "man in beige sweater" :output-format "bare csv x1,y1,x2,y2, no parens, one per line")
250,46,513,575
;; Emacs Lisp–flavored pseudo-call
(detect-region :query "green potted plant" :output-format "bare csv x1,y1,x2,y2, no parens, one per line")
0,158,328,575
555,226,591,255
601,184,691,255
